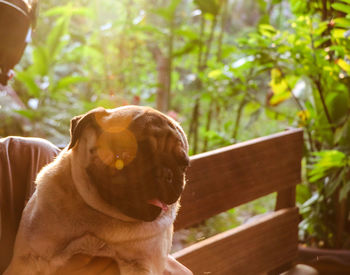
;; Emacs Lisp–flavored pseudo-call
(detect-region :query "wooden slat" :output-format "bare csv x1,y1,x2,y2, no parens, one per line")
268,186,297,275
175,128,303,230
275,187,296,210
173,208,299,275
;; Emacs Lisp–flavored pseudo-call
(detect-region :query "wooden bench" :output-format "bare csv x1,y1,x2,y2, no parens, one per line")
172,128,303,275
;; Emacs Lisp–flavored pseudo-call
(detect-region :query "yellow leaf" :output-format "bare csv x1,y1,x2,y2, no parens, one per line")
337,59,350,73
297,110,310,126
297,110,310,121
208,69,222,79
269,68,291,105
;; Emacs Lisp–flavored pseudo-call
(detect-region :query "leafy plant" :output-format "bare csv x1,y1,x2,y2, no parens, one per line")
231,0,350,248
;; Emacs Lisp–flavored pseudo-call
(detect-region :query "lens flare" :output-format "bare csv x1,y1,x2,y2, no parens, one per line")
94,110,140,169
115,159,124,170
97,129,138,168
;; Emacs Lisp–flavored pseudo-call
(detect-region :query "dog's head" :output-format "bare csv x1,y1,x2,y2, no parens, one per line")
68,106,189,222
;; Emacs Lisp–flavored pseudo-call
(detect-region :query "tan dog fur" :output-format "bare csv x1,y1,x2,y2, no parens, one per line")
4,106,189,275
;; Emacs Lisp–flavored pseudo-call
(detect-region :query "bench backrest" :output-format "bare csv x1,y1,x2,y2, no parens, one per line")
173,128,303,275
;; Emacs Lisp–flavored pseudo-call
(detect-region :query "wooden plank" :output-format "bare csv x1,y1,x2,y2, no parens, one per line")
267,185,296,275
275,186,296,210
173,208,299,275
175,128,303,230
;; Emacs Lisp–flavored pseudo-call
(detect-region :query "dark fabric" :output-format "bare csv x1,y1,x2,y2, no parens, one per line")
0,136,60,273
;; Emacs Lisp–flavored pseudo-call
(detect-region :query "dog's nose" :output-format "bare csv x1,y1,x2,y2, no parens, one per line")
156,167,173,184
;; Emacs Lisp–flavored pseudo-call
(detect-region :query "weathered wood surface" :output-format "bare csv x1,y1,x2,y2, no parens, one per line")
175,128,303,230
173,208,300,275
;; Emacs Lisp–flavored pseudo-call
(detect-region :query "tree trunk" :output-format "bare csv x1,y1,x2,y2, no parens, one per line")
148,45,171,113
156,55,171,112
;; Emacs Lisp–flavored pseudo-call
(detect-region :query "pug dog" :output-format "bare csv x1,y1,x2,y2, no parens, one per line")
4,106,189,275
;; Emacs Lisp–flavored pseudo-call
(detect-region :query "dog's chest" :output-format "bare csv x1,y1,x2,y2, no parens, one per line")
61,225,172,274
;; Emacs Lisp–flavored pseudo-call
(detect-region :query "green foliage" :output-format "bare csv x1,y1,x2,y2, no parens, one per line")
244,0,350,249
309,151,348,183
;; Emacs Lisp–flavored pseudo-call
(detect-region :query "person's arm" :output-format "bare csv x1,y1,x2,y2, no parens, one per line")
0,136,60,273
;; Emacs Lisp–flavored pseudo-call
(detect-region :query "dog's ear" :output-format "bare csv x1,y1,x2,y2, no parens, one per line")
68,107,106,149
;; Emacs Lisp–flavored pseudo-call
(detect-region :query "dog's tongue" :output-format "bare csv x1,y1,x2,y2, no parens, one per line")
147,198,168,211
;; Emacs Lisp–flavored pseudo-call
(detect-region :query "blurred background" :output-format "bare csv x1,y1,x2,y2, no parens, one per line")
1,0,350,251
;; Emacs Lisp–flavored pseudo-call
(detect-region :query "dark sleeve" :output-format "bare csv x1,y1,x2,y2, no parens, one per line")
0,136,60,273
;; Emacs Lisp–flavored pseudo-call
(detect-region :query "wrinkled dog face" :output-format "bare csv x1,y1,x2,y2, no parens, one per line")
69,106,189,222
